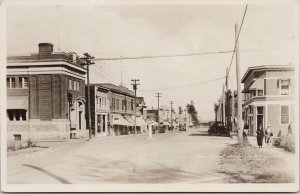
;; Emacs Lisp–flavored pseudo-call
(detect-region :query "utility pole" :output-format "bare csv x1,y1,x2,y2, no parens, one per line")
235,23,243,140
170,101,174,131
231,91,236,133
178,106,181,127
155,93,162,131
184,109,187,126
131,79,140,135
225,68,229,128
81,53,95,140
222,84,226,127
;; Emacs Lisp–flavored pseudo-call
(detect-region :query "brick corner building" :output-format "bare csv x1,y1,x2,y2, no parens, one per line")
7,43,88,146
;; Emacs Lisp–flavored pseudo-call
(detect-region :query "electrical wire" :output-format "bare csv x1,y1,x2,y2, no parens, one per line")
94,50,233,61
139,76,225,92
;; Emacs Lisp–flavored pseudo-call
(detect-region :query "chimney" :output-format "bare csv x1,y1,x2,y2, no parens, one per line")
38,43,53,58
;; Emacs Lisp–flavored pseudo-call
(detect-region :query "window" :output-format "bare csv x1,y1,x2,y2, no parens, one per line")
112,98,115,110
77,81,80,91
18,77,23,88
281,106,289,124
257,90,263,96
14,134,21,141
257,107,264,115
73,80,76,90
6,78,10,88
23,77,28,87
99,98,102,108
96,97,99,109
122,100,125,110
7,110,14,121
69,79,72,90
7,109,27,121
6,77,28,88
280,79,290,95
116,99,119,110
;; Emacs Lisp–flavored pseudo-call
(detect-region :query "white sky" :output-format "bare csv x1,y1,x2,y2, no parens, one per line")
6,2,297,121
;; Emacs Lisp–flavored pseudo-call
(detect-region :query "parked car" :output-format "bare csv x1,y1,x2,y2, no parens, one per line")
179,124,186,132
208,121,228,136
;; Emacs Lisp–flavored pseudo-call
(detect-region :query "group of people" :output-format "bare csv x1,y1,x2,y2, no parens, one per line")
243,123,274,148
256,124,273,148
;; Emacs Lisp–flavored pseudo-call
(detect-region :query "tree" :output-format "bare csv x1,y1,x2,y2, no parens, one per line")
186,100,199,126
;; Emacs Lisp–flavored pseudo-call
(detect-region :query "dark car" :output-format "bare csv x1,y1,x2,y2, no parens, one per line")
179,124,186,132
208,121,228,136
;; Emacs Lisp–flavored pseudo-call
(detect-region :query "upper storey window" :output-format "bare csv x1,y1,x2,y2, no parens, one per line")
280,79,290,95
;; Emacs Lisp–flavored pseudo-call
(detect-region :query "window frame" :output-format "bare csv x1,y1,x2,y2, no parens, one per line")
7,109,27,121
280,79,290,96
280,105,290,125
69,78,73,90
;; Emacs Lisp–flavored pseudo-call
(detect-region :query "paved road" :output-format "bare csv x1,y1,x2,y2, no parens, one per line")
7,127,234,184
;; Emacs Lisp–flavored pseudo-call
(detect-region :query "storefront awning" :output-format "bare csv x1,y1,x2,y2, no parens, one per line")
112,114,132,126
127,116,148,126
7,96,28,109
136,117,148,126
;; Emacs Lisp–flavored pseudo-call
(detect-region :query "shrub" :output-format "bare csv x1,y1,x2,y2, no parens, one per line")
275,132,295,152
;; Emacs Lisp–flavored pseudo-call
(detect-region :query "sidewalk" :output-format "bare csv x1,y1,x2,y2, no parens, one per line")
219,135,296,183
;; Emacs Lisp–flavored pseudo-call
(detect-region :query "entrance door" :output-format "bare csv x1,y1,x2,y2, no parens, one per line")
102,115,106,133
97,114,102,134
79,111,82,129
257,106,264,130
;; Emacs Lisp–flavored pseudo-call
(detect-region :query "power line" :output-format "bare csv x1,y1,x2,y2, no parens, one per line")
226,4,248,78
140,76,225,92
94,50,233,61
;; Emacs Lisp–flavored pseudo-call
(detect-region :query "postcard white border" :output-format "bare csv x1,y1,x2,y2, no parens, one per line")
1,0,299,192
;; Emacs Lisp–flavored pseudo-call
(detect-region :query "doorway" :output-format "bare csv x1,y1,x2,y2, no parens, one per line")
79,111,82,130
256,106,264,130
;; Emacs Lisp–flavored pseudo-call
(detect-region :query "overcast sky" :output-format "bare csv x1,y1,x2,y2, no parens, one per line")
6,1,297,121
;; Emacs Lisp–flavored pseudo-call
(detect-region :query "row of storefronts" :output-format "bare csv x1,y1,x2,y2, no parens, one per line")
89,83,149,137
6,43,152,147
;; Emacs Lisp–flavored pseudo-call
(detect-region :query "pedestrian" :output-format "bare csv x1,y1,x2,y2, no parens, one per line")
243,123,249,141
256,124,264,148
265,124,273,147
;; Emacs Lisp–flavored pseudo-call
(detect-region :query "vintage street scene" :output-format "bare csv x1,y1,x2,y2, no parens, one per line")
2,0,299,192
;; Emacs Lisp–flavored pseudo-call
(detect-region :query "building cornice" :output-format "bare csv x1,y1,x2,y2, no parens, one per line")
7,61,87,74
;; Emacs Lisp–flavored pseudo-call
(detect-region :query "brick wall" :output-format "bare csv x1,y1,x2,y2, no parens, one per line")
38,75,52,120
52,75,62,119
29,75,39,118
29,74,83,120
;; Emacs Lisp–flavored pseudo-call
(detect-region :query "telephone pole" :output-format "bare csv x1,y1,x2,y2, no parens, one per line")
225,68,229,128
170,101,174,131
131,79,140,135
235,23,243,140
81,53,95,140
184,109,187,126
155,93,162,131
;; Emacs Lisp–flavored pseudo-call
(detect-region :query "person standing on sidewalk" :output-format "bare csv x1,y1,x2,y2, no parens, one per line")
265,124,274,147
243,123,249,141
256,124,264,148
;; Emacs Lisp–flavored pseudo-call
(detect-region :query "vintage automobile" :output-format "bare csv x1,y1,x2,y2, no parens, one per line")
208,121,228,136
178,124,187,132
